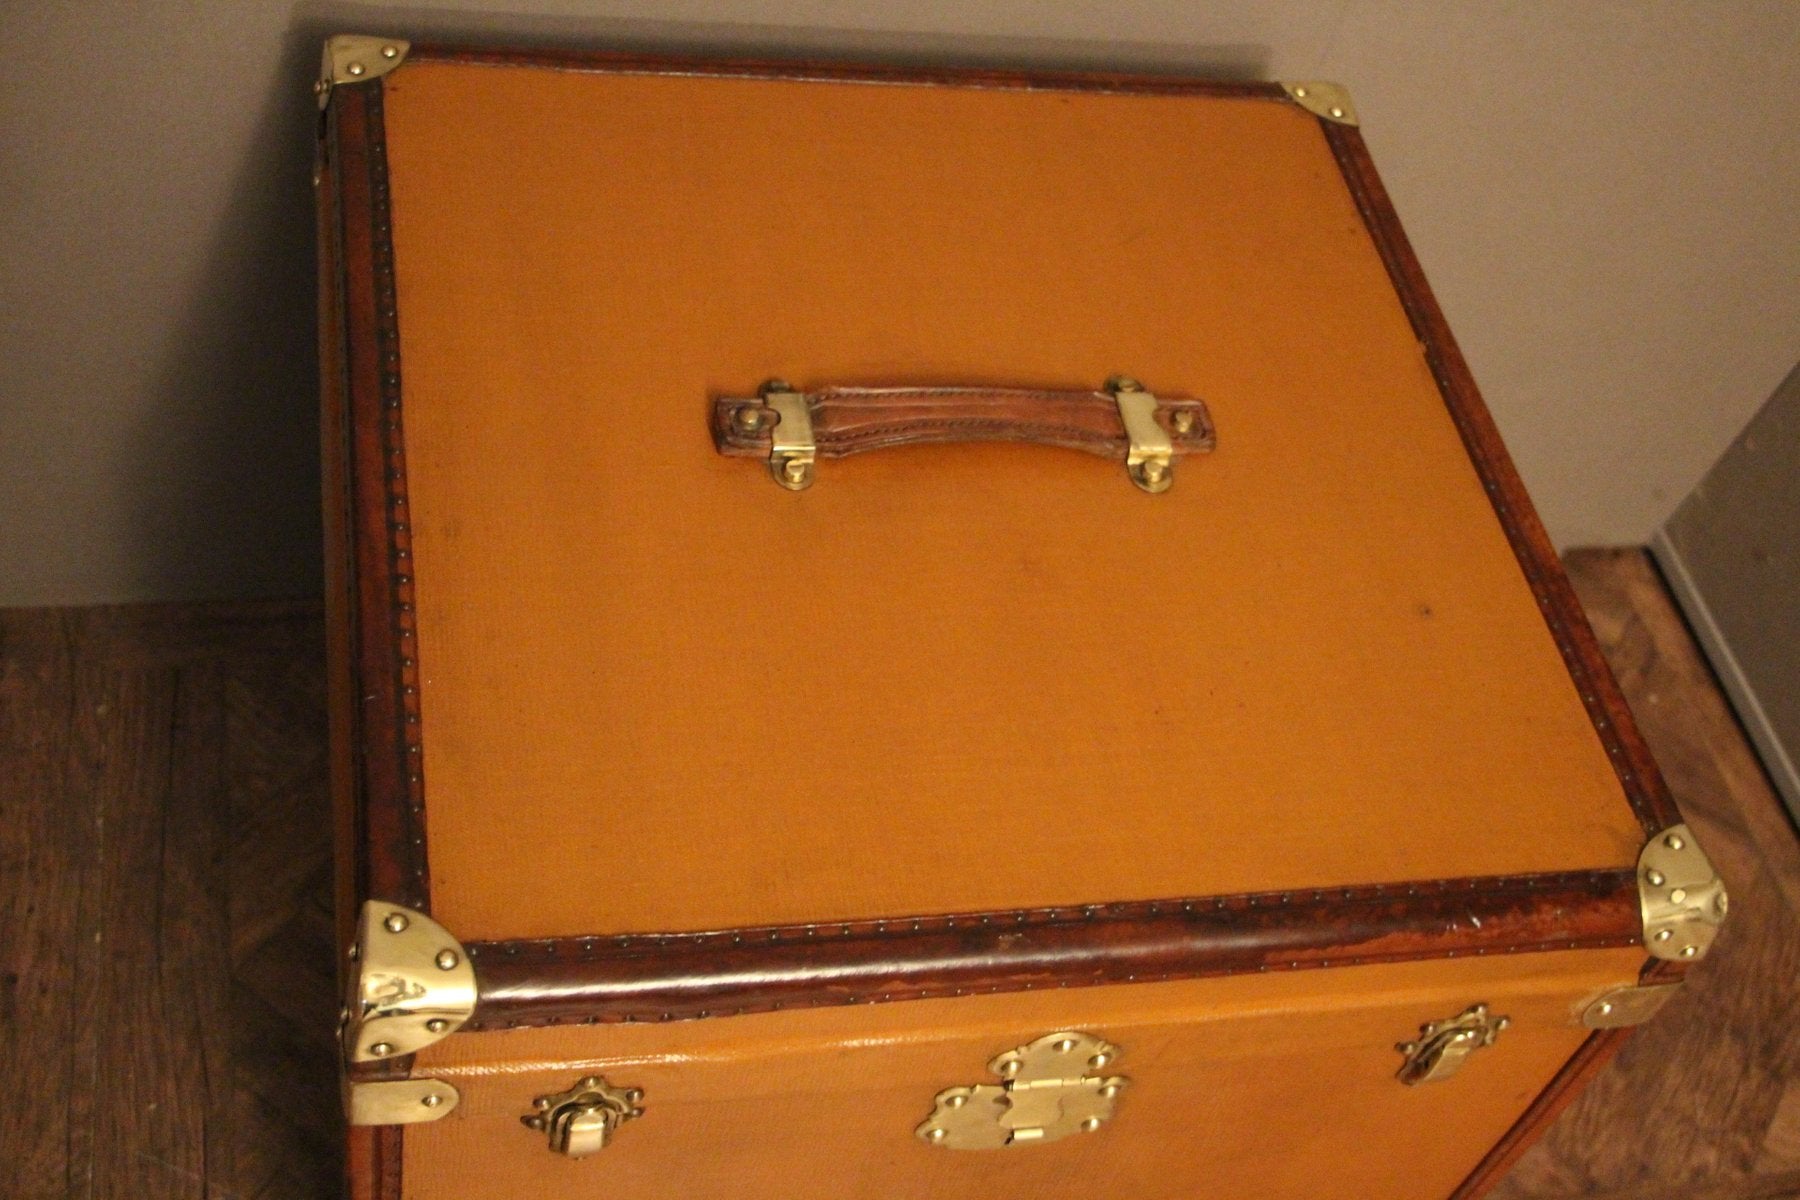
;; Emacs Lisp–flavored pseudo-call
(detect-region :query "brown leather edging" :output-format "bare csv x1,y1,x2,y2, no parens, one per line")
461,870,1641,1029
335,81,431,911
404,42,1290,99
1319,120,1679,837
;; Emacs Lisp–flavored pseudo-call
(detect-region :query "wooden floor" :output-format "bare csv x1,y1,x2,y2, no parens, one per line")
2,549,1796,1200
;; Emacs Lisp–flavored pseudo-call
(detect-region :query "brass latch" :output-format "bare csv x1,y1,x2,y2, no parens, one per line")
1396,1004,1510,1085
1640,824,1727,961
916,1031,1128,1150
522,1076,646,1158
758,379,816,490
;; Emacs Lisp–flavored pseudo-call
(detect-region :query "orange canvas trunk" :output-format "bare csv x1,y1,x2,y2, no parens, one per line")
315,37,1720,1200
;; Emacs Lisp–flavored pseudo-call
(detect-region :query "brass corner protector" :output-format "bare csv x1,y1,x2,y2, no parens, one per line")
1579,982,1683,1030
1281,81,1359,126
342,900,477,1064
1640,824,1727,962
317,35,410,108
347,1076,460,1126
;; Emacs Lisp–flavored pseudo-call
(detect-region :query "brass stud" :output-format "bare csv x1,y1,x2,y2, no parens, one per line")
381,44,400,58
421,1093,442,1108
761,378,793,395
1597,1001,1614,1016
1171,410,1197,436
1645,869,1666,887
1080,1117,1102,1132
436,949,460,971
946,1094,967,1108
425,1018,449,1034
582,1076,601,1089
347,61,366,77
734,406,767,434
998,1060,1021,1078
523,1115,546,1130
1670,888,1688,905
1328,106,1345,119
1100,1084,1121,1098
1139,460,1168,486
628,1108,645,1119
1109,375,1142,393
1655,928,1673,942
1088,1053,1111,1070
1053,1038,1077,1053
1681,945,1698,957
383,912,410,933
781,459,811,487
1293,86,1309,98
626,1089,644,1104
927,1128,947,1142
312,79,327,95
534,1097,552,1110
369,1042,393,1057
1665,833,1686,850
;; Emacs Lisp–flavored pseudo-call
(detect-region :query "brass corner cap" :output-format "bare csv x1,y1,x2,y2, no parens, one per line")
318,35,410,107
1281,81,1358,126
1640,823,1726,962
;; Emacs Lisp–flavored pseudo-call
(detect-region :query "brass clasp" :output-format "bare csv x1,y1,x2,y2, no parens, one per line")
1396,1003,1510,1085
522,1076,646,1158
917,1031,1127,1150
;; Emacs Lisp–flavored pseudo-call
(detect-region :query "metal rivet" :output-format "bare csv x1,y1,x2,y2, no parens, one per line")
347,61,366,76
368,1042,393,1057
927,1128,947,1142
313,79,327,95
628,1107,645,1119
782,459,810,486
524,1115,546,1130
1081,1117,1102,1132
626,1089,644,1104
1171,410,1197,436
382,44,400,58
1053,1038,1077,1052
1669,888,1688,905
1088,1053,1110,1069
946,1095,967,1108
1681,945,1698,957
383,912,409,933
420,1093,442,1108
534,1097,552,1110
762,378,793,395
1139,460,1168,486
999,1061,1021,1078
425,1018,449,1033
1329,106,1345,119
582,1076,600,1088
735,406,766,433
1645,869,1666,887
1109,375,1142,393
1598,1001,1614,1015
1100,1084,1121,1098
1655,928,1673,941
1293,86,1309,97
436,949,459,970
1665,833,1685,850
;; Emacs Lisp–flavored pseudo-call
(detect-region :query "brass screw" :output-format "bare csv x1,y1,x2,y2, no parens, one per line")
421,1093,442,1108
1293,86,1309,98
384,912,410,933
1681,945,1698,957
1109,376,1142,393
1171,410,1197,436
369,1042,393,1057
1139,460,1169,486
1329,106,1345,119
626,1089,644,1104
927,1128,947,1143
1645,869,1666,887
1597,1001,1614,1016
735,406,767,434
782,459,810,487
523,1115,547,1130
436,949,460,970
1670,888,1688,905
1053,1038,1077,1053
382,44,400,58
1087,1053,1111,1070
1655,928,1673,941
582,1076,601,1089
1100,1084,1121,1098
425,1018,449,1034
1080,1117,1102,1133
998,1060,1021,1078
946,1095,967,1108
347,61,366,77
1665,833,1685,850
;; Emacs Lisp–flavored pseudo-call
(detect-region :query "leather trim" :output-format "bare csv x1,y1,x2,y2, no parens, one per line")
332,81,431,910
462,870,1642,1028
1319,119,1680,837
711,385,1215,462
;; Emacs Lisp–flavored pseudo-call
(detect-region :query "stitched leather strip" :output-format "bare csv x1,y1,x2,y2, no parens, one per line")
711,385,1216,462
462,870,1641,1029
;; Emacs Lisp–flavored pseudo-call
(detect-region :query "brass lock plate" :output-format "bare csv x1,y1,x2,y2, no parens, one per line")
917,1031,1127,1150
522,1076,646,1158
1396,1003,1509,1085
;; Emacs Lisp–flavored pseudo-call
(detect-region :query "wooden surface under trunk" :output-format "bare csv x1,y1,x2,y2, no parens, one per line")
2,549,1796,1199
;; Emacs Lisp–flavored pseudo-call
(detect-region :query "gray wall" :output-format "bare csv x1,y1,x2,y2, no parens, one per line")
4,1,1798,605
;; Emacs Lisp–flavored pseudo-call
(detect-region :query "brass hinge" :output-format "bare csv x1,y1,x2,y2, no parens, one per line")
340,901,474,1126
1580,982,1684,1029
1281,81,1359,126
916,1031,1128,1150
316,35,410,110
1640,824,1727,961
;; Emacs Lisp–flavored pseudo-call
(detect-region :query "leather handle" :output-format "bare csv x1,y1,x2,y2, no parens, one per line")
710,381,1215,492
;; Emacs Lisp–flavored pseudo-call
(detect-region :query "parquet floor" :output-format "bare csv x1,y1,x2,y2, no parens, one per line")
1,549,1795,1199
